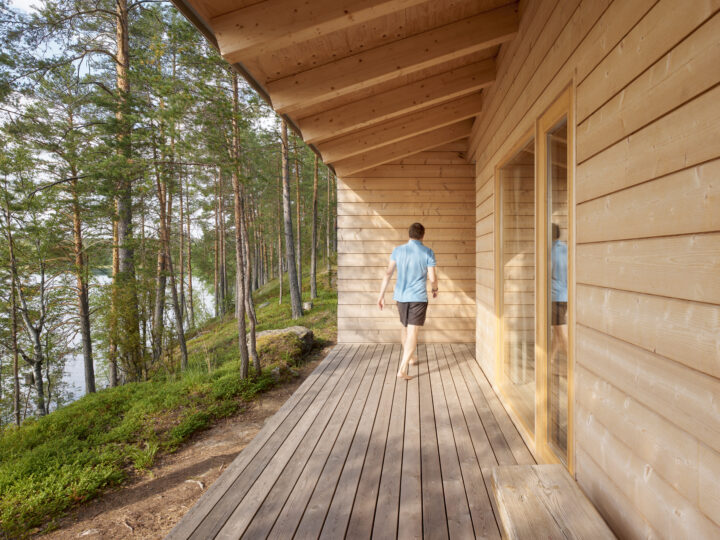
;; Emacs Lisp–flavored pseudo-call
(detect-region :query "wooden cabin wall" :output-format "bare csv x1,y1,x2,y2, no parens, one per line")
471,0,720,538
336,146,476,343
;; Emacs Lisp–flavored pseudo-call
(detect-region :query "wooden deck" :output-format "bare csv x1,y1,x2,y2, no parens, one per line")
167,343,535,539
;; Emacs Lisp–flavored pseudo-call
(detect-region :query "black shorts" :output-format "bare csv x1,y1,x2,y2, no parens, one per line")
397,302,428,327
552,302,567,325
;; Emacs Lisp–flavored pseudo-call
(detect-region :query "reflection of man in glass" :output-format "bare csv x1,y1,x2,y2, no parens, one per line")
550,223,568,362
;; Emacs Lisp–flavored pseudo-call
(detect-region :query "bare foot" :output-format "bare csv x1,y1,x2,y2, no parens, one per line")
397,372,413,380
409,356,418,366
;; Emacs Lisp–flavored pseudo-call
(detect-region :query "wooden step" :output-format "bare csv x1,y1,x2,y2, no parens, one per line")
491,464,616,539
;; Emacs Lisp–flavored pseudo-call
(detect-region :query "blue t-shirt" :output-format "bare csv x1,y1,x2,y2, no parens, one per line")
551,240,568,302
391,239,436,302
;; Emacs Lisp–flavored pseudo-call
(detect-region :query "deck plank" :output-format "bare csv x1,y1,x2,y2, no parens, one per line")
427,344,475,539
168,343,548,540
319,342,395,539
237,344,372,538
205,344,361,539
166,345,348,540
345,344,400,539
372,345,408,538
292,344,383,538
438,344,500,539
452,344,529,466
398,349,422,539
418,345,449,540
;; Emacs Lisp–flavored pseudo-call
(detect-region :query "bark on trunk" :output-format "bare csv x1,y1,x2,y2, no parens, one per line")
10,277,20,425
241,189,259,374
231,74,249,378
310,154,318,299
326,169,331,285
114,0,141,378
109,218,119,386
282,121,303,318
294,147,302,293
185,175,195,328
71,177,95,393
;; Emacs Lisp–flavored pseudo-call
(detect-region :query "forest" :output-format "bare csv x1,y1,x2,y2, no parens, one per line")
0,0,336,425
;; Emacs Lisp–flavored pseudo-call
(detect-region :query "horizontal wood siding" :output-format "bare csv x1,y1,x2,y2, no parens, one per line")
471,0,720,537
337,151,476,343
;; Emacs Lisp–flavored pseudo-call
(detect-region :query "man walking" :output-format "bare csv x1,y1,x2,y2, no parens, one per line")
377,222,438,380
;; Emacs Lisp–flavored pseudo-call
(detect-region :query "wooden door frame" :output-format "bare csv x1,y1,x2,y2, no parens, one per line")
493,83,576,474
535,83,575,473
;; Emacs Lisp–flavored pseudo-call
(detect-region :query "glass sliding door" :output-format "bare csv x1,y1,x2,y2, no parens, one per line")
536,86,574,471
495,86,574,473
546,119,569,461
497,136,536,434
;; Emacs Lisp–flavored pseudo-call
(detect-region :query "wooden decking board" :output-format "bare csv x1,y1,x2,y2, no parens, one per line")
437,344,500,539
418,345,450,540
397,348,423,539
372,345,409,538
320,343,396,539
293,344,385,538
345,345,400,539
168,343,539,539
266,344,380,539
427,344,476,538
191,344,361,539
166,344,349,540
232,342,372,539
453,343,535,465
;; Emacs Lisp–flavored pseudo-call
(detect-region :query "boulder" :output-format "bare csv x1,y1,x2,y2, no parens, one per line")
302,301,313,311
255,325,314,352
258,301,270,309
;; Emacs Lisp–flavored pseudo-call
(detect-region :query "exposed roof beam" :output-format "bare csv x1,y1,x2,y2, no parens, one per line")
298,59,495,144
318,93,483,163
267,3,518,114
212,0,432,65
333,119,474,177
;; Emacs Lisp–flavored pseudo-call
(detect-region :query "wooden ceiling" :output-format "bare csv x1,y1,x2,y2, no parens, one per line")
171,0,520,176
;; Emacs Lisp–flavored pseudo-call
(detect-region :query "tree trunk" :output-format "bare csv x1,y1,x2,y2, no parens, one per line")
240,189,260,374
231,73,249,378
326,168,331,285
10,278,20,425
152,247,166,363
179,172,186,323
310,154,318,299
281,121,303,319
109,218,119,387
214,172,220,317
71,177,95,393
114,0,141,378
294,146,302,293
185,175,195,328
277,168,283,305
154,158,188,371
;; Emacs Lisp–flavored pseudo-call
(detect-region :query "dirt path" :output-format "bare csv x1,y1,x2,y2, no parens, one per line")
36,347,330,540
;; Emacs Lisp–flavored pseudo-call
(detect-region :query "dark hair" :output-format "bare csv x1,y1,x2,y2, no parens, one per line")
409,222,425,240
552,223,560,241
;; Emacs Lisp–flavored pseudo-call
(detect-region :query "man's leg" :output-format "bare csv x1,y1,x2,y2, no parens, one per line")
400,324,418,366
398,324,420,379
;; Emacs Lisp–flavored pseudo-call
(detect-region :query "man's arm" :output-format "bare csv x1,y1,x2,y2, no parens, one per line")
377,260,396,310
428,266,438,298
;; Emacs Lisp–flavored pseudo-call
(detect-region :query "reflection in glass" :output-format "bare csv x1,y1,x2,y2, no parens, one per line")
547,119,568,461
499,139,535,433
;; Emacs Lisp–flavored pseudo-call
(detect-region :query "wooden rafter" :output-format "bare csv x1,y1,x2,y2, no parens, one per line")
333,119,474,177
318,93,483,163
298,59,495,144
212,0,432,65
267,4,519,113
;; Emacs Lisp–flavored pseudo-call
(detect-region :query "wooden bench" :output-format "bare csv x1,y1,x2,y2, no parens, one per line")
491,464,616,539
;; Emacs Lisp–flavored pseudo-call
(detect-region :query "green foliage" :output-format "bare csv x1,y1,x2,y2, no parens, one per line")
0,270,337,537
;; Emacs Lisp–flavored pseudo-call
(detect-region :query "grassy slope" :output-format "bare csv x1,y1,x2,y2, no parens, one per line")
0,269,336,538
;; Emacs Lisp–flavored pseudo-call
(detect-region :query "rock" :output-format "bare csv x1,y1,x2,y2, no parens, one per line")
302,301,313,311
258,301,270,309
255,326,314,352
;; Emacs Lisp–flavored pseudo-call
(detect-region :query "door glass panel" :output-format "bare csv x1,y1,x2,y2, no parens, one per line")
546,119,568,461
499,139,535,434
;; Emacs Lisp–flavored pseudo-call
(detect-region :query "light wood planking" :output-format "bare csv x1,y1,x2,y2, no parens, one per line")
266,4,519,113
